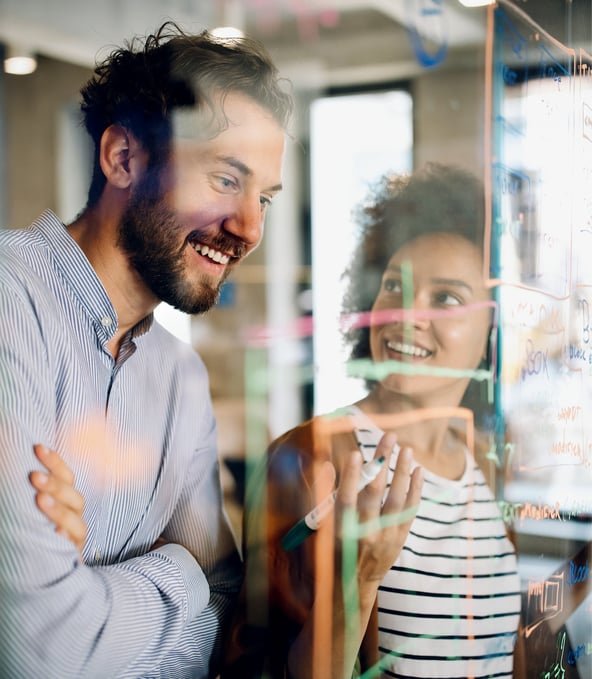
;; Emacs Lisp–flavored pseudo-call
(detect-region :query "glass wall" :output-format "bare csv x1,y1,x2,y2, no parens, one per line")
1,1,590,677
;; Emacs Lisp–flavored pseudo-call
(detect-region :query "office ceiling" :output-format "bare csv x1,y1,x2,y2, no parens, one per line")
0,1,589,86
0,0,487,86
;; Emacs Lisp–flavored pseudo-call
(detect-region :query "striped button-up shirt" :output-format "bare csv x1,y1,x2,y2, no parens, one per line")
0,211,242,678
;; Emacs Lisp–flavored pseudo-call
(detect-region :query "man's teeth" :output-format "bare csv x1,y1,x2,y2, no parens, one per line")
387,340,430,358
193,243,230,265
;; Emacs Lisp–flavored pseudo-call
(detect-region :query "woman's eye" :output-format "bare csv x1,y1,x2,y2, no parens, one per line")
435,291,462,306
383,278,402,293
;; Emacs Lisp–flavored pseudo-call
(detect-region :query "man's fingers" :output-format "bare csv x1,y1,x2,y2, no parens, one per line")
31,444,84,514
29,468,84,515
35,491,87,553
30,444,87,555
34,444,75,485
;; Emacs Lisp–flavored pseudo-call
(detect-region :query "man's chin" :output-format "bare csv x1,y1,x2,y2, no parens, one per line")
165,287,221,316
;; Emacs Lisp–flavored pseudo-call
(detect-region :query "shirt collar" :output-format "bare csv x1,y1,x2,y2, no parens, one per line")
33,210,154,343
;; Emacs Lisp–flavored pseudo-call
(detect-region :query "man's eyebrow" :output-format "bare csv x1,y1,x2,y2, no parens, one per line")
386,265,473,291
219,155,252,177
218,155,283,193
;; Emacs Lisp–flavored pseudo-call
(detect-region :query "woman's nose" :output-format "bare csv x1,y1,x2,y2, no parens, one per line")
405,292,432,330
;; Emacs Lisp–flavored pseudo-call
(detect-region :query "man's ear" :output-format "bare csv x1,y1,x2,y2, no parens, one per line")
99,125,148,190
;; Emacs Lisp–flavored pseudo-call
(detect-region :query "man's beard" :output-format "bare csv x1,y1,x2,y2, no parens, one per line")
117,172,240,315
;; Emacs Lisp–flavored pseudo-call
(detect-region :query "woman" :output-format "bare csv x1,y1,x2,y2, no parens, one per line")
223,164,522,678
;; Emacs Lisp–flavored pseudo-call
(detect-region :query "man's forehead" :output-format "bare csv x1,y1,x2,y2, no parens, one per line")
172,106,226,142
171,91,280,141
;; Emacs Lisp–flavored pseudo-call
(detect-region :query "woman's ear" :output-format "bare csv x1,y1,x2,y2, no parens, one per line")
99,125,148,191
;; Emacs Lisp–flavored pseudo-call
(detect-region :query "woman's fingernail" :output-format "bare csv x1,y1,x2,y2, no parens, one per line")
348,450,361,468
400,447,413,463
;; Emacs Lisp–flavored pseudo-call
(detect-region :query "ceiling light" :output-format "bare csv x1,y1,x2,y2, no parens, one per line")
458,0,495,6
4,45,37,75
210,26,244,39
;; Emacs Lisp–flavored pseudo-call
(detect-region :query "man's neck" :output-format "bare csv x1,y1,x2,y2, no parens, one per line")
68,205,157,357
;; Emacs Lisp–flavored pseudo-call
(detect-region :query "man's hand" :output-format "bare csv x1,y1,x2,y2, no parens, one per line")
29,444,87,555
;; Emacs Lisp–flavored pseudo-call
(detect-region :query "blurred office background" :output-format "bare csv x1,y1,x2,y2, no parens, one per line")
0,0,492,451
1,1,591,674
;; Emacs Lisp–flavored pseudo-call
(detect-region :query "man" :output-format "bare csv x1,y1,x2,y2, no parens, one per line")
0,22,292,677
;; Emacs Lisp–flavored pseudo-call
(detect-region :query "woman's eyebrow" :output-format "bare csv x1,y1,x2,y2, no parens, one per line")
386,265,473,292
431,276,473,292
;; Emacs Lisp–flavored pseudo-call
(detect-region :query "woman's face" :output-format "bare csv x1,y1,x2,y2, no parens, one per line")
369,231,492,402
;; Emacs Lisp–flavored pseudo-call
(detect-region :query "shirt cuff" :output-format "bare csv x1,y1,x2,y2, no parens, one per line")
153,543,210,622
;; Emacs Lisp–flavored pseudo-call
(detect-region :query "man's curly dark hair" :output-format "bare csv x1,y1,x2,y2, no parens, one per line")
80,21,293,207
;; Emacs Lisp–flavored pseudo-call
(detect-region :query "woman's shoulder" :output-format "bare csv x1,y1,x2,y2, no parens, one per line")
271,410,357,450
267,411,359,480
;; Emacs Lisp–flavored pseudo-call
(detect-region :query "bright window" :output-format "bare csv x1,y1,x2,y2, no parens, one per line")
310,89,413,413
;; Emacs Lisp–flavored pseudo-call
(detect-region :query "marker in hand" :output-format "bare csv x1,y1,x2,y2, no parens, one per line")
281,455,386,552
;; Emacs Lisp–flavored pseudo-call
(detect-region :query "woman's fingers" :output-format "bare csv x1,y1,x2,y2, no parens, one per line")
335,451,363,508
382,446,423,528
357,432,396,516
30,444,87,554
330,433,424,584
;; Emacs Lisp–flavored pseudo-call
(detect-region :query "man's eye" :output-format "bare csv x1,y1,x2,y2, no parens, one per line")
214,175,238,191
260,195,273,209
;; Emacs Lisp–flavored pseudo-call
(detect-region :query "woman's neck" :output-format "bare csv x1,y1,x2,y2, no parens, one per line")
355,388,467,480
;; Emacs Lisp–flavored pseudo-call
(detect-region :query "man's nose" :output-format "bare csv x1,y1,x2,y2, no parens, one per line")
223,194,263,249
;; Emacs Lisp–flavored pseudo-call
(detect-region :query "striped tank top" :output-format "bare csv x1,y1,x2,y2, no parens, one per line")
345,405,521,679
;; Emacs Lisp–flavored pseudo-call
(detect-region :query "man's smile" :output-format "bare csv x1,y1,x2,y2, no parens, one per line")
189,239,231,265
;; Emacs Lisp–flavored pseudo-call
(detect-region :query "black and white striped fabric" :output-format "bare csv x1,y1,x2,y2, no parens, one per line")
345,405,521,679
0,211,241,678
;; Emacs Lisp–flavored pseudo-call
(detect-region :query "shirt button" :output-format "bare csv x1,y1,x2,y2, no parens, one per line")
101,316,113,328
94,550,101,562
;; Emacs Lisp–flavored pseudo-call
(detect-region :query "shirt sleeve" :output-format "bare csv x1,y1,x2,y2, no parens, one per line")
0,280,214,678
155,394,243,678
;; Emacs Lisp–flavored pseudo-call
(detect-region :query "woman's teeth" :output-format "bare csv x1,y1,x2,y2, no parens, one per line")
387,340,430,358
193,243,230,265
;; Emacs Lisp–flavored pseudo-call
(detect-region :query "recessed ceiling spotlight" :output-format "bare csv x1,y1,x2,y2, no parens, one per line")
4,45,37,75
211,26,244,39
458,0,495,6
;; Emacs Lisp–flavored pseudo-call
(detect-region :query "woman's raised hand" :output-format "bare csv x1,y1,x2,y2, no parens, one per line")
335,432,424,584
